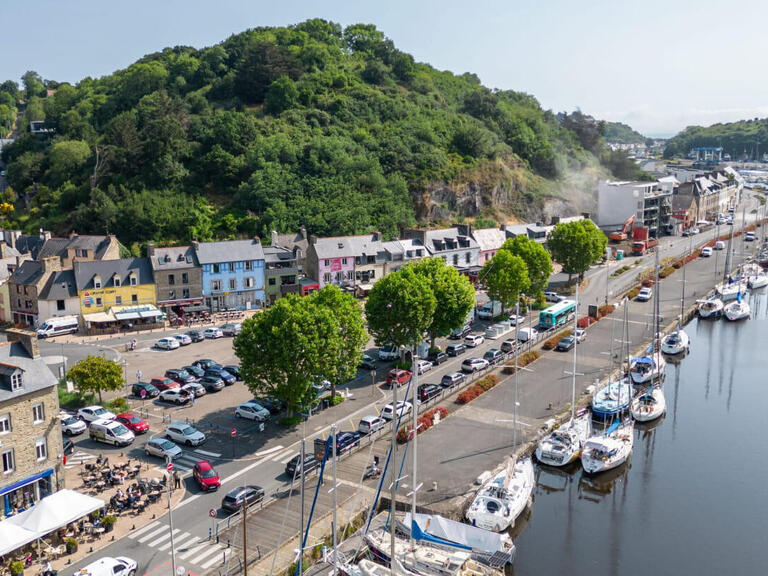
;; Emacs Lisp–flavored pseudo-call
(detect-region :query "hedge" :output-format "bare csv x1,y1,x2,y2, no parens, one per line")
502,350,541,374
455,374,500,405
542,330,572,351
659,266,675,279
627,286,641,300
397,406,449,443
597,304,616,318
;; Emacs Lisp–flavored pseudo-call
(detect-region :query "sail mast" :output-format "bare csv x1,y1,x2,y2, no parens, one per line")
571,282,578,421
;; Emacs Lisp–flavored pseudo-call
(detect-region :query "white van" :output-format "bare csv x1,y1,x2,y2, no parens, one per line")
714,241,725,250
78,556,137,576
517,327,539,342
36,316,79,338
88,419,135,447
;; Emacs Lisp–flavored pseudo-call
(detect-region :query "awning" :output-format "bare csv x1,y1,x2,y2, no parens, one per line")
7,489,104,535
356,283,375,291
182,304,208,313
114,311,141,321
0,522,37,556
0,469,53,497
139,309,162,319
83,311,115,323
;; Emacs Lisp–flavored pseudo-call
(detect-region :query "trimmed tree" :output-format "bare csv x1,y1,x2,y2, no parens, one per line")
500,235,553,296
481,250,530,310
547,219,608,281
67,356,125,403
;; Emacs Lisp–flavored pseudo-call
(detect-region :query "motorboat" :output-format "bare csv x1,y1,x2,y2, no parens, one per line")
629,355,666,384
591,379,632,418
536,411,592,466
630,386,666,422
724,299,750,321
465,457,534,532
698,298,724,318
660,330,690,355
581,419,634,475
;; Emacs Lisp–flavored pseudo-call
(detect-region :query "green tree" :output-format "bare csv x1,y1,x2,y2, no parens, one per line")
67,355,125,403
22,71,46,99
500,235,553,296
49,140,91,184
365,266,436,347
481,250,530,310
234,295,342,415
265,76,299,115
547,219,607,281
409,257,475,347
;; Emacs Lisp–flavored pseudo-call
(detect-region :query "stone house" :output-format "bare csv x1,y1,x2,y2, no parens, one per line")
146,244,203,316
305,234,387,290
381,238,427,275
8,257,62,327
36,233,120,268
401,227,480,271
263,246,299,305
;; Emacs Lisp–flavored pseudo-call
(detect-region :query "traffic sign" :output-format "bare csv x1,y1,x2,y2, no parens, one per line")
209,508,216,518
166,462,173,471
231,428,237,437
140,389,147,399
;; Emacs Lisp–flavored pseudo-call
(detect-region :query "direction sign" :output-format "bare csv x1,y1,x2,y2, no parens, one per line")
166,462,173,471
209,508,216,518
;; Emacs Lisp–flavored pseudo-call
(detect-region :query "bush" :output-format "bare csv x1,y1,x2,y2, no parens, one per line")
455,375,500,405
597,304,615,318
105,397,129,413
659,266,675,279
279,415,303,427
627,286,641,300
542,330,571,351
397,406,449,442
330,394,345,406
102,514,116,531
502,350,541,374
57,383,95,411
65,537,78,554
10,561,24,575
672,260,683,269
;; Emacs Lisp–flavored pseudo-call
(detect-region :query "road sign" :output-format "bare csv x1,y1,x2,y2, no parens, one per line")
166,462,173,471
209,508,216,518
231,428,237,437
140,389,147,399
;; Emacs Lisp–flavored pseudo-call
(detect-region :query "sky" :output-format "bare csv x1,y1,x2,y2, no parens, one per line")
2,0,767,137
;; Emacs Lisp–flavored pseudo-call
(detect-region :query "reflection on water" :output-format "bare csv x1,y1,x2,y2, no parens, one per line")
512,291,768,575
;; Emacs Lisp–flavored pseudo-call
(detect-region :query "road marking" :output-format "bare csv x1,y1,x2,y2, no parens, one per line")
279,451,298,465
254,445,284,457
173,535,200,553
200,549,228,569
189,545,223,565
193,449,221,458
139,525,170,543
219,455,271,486
148,528,179,547
128,520,161,539
175,494,200,510
158,530,192,551
179,541,211,560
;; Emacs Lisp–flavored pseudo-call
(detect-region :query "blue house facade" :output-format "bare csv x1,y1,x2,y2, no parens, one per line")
194,239,266,311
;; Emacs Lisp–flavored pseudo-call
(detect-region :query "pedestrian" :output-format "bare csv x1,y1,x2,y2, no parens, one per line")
173,469,181,490
190,392,195,408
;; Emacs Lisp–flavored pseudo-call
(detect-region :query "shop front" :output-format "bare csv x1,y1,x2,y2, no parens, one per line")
82,305,164,335
1,469,54,520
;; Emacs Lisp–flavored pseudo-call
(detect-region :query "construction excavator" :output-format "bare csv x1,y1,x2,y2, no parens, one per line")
609,214,635,242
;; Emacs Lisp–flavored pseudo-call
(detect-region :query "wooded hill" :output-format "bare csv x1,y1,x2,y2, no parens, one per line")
664,117,768,160
1,20,628,247
603,121,647,145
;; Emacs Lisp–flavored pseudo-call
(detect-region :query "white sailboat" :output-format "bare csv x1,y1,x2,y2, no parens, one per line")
716,279,748,301
747,270,768,289
536,281,591,466
630,386,667,422
698,298,724,318
464,457,535,532
581,418,634,475
661,237,691,355
629,354,666,384
724,296,751,321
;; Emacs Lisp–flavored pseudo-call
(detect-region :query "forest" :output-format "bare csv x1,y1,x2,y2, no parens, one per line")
664,117,768,160
1,20,633,247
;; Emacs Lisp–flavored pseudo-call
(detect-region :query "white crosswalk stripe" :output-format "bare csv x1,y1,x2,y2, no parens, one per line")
128,520,161,539
65,450,96,468
130,524,222,569
152,452,205,477
200,548,229,569
157,530,187,551
169,534,200,553
138,525,169,543
189,544,225,565
150,528,179,547
178,541,210,560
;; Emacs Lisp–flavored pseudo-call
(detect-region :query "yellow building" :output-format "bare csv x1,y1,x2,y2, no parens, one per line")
73,258,160,333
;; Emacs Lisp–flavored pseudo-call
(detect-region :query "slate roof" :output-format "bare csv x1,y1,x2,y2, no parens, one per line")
38,269,78,300
263,245,296,264
14,235,46,259
151,246,199,270
472,228,507,252
37,234,115,261
73,258,154,291
272,230,309,254
0,341,57,402
195,240,265,264
311,234,385,260
423,228,478,254
8,260,44,286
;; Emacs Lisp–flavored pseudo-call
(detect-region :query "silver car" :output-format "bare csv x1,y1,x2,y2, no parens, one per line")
145,437,182,460
221,323,242,336
166,422,206,446
234,402,270,422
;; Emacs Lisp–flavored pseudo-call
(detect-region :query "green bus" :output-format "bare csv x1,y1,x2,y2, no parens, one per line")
538,299,577,329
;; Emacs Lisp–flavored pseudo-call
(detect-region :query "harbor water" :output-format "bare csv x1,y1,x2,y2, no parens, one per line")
512,291,768,575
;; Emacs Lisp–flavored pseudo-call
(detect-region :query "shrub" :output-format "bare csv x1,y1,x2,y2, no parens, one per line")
627,286,641,300
577,316,595,328
641,278,655,287
502,350,541,374
279,415,303,427
102,514,116,531
542,330,571,351
597,304,615,318
65,537,78,554
398,406,449,442
105,397,129,413
57,384,95,411
10,561,24,575
393,360,410,370
330,394,345,406
672,260,683,269
659,266,675,279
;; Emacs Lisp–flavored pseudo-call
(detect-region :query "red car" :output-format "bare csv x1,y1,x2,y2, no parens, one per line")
150,377,179,392
193,460,221,491
386,369,412,387
115,413,150,434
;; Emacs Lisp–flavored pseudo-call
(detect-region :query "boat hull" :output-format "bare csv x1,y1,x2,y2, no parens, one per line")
581,425,634,475
661,330,690,355
629,356,666,384
535,415,591,467
630,388,667,422
465,458,534,532
748,275,768,289
591,380,632,418
724,302,750,321
698,299,724,318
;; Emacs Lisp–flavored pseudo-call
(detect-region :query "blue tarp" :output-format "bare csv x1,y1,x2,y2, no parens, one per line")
632,356,653,365
605,420,621,435
412,519,472,551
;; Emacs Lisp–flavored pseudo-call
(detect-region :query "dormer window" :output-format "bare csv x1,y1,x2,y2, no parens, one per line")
113,274,121,287
93,275,102,289
129,272,137,286
10,372,22,391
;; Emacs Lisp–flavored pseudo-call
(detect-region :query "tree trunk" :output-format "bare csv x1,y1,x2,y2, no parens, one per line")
98,389,102,403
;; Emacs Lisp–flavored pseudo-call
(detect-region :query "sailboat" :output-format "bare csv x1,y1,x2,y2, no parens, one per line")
629,354,666,384
698,297,724,318
630,385,667,422
536,281,591,466
581,418,635,475
661,237,691,355
724,292,751,321
592,300,632,418
716,222,747,301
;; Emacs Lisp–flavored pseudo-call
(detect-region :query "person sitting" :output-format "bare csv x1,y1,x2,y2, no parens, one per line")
43,561,57,576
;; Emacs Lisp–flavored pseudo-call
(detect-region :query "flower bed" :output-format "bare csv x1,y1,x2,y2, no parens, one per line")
659,266,676,279
597,304,616,317
501,350,541,374
455,374,500,405
577,316,597,328
626,286,641,300
397,406,449,443
542,329,572,350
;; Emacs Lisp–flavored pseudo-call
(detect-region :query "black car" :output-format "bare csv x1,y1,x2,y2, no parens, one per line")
132,382,160,398
62,436,75,455
205,367,236,385
285,453,320,479
255,397,285,415
186,330,205,343
199,376,225,392
483,349,504,365
221,485,265,512
223,365,242,380
449,324,472,339
183,365,206,380
418,384,442,402
193,359,221,371
427,350,448,365
556,336,576,352
445,343,467,357
165,369,196,385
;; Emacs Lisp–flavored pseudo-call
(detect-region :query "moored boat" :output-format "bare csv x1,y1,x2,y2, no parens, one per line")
629,354,666,384
724,299,750,321
535,411,591,467
581,419,634,475
698,298,724,318
465,457,534,532
660,330,690,355
591,379,632,418
630,386,666,422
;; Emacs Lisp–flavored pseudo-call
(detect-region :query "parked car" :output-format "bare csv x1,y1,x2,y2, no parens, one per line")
545,292,564,303
386,369,412,387
636,287,653,302
89,419,134,447
159,388,191,405
166,422,206,446
155,337,180,351
223,365,242,380
61,414,87,436
417,384,442,402
115,413,150,434
378,345,400,361
255,397,285,414
381,401,413,420
416,359,433,375
181,382,206,398
144,437,182,460
427,350,448,366
449,323,472,339
199,376,225,392
186,330,205,343
500,340,517,354
221,485,264,512
151,377,179,392
714,241,725,250
441,372,466,388
165,368,196,385
193,359,221,371
77,405,115,423
574,328,587,342
517,327,538,342
285,453,319,478
234,401,270,421
132,382,159,398
461,358,489,373
464,334,485,347
328,431,360,453
556,335,576,351
358,354,377,370
312,379,331,393
508,314,525,325
183,365,206,380
358,415,387,435
682,228,695,237
205,367,236,385
221,323,242,336
203,327,224,339
700,247,713,257
445,343,467,357
483,349,504,365
173,333,192,346
193,460,221,491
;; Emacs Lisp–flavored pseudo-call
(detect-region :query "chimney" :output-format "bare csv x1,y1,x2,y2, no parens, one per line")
6,328,40,359
371,231,380,241
69,231,78,240
192,240,199,250
252,236,261,244
43,231,52,241
271,231,279,246
41,256,61,274
300,226,307,240
8,230,20,250
0,242,6,259
146,242,156,257
309,235,318,245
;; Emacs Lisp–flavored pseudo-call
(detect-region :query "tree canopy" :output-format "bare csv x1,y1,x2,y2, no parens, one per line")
499,235,553,296
67,355,125,403
547,219,607,281
481,250,530,310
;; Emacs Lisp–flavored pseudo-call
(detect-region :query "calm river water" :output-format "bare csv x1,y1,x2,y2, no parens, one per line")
513,291,768,575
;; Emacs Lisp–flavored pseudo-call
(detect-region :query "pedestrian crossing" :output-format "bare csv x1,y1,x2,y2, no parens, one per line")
151,451,207,477
129,521,230,569
65,450,96,469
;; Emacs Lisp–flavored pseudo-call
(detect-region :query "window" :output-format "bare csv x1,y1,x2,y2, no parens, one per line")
23,286,28,295
370,270,376,279
453,254,459,266
245,261,253,271
15,285,20,294
181,273,189,284
131,294,138,303
0,414,10,434
182,288,189,298
212,280,222,291
32,403,44,423
346,271,355,281
56,300,65,311
342,258,348,265
168,290,175,299
268,278,276,286
465,252,471,263
16,298,21,308
244,277,254,288
323,273,331,283
94,277,101,289
115,295,122,305
130,275,137,286
95,297,102,306
25,300,32,309
2,449,14,473
114,277,121,287
336,272,344,282
324,260,330,267
35,439,47,461
212,264,220,274
229,278,237,291
168,274,175,285
11,372,23,391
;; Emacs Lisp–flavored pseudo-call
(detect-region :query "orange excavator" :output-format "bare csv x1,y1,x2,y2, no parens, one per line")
609,215,635,242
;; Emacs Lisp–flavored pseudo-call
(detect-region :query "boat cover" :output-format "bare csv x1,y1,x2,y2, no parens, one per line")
605,419,621,435
631,356,653,365
410,517,472,550
405,513,503,553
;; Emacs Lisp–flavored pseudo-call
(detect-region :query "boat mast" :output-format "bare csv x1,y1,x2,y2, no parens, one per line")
570,282,578,421
410,345,419,548
389,369,398,576
680,235,692,328
654,245,661,385
513,301,520,452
